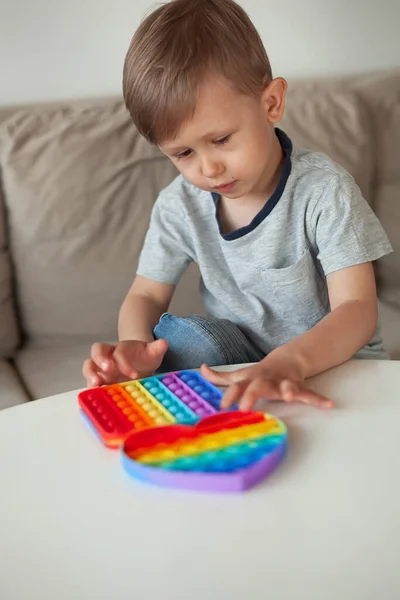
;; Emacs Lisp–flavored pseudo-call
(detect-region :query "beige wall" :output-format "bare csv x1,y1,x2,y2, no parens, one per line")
1,0,400,106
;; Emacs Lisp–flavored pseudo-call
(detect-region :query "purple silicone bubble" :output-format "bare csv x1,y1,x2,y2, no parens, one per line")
161,374,218,416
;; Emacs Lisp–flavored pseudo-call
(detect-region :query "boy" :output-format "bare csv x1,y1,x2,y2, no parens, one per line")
83,0,392,410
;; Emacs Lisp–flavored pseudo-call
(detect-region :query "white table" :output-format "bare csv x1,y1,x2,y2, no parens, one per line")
0,360,399,600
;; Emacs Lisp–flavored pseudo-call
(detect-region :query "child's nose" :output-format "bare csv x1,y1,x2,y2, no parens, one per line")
201,156,224,179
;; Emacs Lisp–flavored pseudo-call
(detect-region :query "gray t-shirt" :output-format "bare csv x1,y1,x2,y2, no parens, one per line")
138,129,393,359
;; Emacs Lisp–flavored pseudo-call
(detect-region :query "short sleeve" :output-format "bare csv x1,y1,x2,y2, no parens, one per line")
137,192,194,284
312,173,393,276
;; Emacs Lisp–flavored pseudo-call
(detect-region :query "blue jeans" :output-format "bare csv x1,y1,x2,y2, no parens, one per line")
154,313,265,372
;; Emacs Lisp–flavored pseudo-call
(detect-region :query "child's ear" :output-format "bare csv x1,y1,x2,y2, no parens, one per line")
261,77,287,123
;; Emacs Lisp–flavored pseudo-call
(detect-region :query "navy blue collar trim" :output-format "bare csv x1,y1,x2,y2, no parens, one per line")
212,128,293,241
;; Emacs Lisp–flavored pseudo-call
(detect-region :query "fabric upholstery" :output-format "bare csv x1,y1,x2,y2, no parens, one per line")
0,101,178,341
0,360,30,407
15,339,91,399
380,301,400,360
281,87,373,203
0,170,20,358
352,71,400,307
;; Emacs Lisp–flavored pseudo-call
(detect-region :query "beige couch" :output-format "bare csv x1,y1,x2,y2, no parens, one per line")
0,70,399,409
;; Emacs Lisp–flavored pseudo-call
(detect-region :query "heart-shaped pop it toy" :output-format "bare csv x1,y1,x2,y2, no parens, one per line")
122,411,287,492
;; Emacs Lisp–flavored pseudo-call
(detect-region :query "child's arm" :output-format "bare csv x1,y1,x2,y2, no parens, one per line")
203,261,377,410
82,276,175,386
266,262,378,377
118,276,175,342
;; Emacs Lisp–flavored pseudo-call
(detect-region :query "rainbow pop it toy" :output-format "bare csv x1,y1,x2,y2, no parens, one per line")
122,411,287,492
78,371,237,448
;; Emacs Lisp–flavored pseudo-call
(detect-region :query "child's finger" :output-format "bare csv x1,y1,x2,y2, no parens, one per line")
201,364,236,386
239,379,280,411
82,359,102,387
91,342,116,371
287,384,334,409
113,346,140,378
147,338,168,358
278,379,298,402
220,380,249,409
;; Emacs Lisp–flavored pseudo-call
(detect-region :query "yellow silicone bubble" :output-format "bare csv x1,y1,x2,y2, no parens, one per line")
202,439,221,450
139,441,192,463
194,437,210,450
271,423,285,434
177,442,202,456
224,433,242,443
128,381,177,424
181,444,199,453
139,449,178,463
247,430,262,439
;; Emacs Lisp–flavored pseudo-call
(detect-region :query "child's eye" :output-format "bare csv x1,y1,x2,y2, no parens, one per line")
174,149,193,160
214,135,231,146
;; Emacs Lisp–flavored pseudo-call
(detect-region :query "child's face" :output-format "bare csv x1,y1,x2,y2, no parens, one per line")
160,75,286,199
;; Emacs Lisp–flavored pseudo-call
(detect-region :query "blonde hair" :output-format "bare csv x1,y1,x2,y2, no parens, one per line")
123,0,273,144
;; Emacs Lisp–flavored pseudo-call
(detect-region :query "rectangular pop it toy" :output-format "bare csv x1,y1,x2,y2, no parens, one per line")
78,371,234,449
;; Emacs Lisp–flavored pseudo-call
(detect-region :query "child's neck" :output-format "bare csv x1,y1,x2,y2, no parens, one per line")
252,134,285,200
218,136,284,234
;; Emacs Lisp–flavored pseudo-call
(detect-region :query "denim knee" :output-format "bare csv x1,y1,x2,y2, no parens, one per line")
154,313,230,372
154,313,264,373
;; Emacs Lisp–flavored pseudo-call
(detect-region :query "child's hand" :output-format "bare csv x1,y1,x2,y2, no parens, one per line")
83,339,168,387
201,363,334,411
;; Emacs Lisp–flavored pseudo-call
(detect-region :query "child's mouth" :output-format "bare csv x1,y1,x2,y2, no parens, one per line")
212,180,237,194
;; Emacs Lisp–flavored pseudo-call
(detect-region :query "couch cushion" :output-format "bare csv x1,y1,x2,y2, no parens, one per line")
281,85,373,203
0,360,30,408
0,169,20,359
0,100,179,342
351,71,400,307
15,339,92,399
379,301,400,360
14,265,205,399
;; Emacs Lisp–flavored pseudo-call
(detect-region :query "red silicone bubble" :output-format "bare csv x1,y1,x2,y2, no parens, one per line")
124,423,197,455
196,411,265,434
